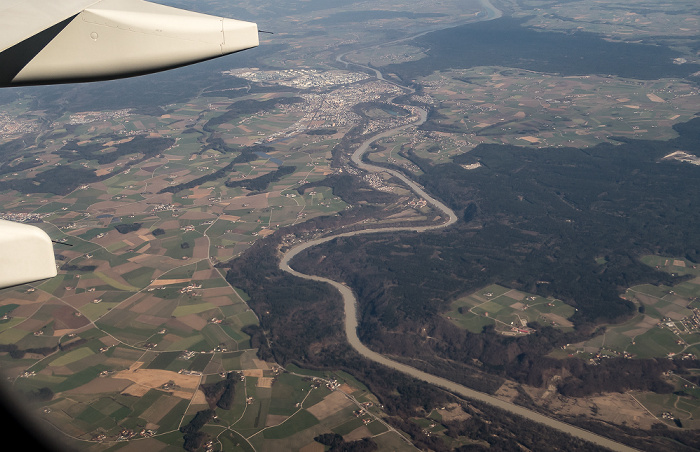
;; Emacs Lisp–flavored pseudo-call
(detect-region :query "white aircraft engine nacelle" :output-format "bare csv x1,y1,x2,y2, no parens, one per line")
1,0,259,86
0,220,57,288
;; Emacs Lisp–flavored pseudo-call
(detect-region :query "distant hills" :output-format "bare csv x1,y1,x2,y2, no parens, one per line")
383,17,700,81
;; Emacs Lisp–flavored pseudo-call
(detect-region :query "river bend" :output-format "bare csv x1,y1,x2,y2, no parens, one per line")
279,1,639,449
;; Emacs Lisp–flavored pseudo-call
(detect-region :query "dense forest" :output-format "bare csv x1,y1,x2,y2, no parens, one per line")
0,134,175,195
287,119,700,391
56,134,174,165
0,156,42,176
223,117,700,450
296,173,399,205
297,118,700,327
158,160,238,194
382,17,700,82
225,164,296,192
306,128,337,136
314,10,446,25
114,223,142,234
0,165,102,195
225,227,700,450
159,144,277,194
314,433,378,452
203,96,303,132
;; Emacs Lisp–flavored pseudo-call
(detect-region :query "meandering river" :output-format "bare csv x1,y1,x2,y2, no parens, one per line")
280,111,637,452
280,1,639,450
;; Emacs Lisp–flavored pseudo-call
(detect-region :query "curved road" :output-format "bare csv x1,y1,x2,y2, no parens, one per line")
281,1,640,450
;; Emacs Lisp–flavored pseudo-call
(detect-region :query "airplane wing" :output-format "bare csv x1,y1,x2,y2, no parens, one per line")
0,220,58,288
0,0,259,288
0,0,259,86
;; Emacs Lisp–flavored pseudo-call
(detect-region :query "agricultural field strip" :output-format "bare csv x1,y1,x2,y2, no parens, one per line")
179,373,206,431
203,368,409,445
611,287,695,346
20,256,248,369
466,288,568,329
243,383,311,440
281,370,410,444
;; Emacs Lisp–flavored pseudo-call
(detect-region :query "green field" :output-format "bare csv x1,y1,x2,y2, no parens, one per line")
564,256,700,361
446,284,575,334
